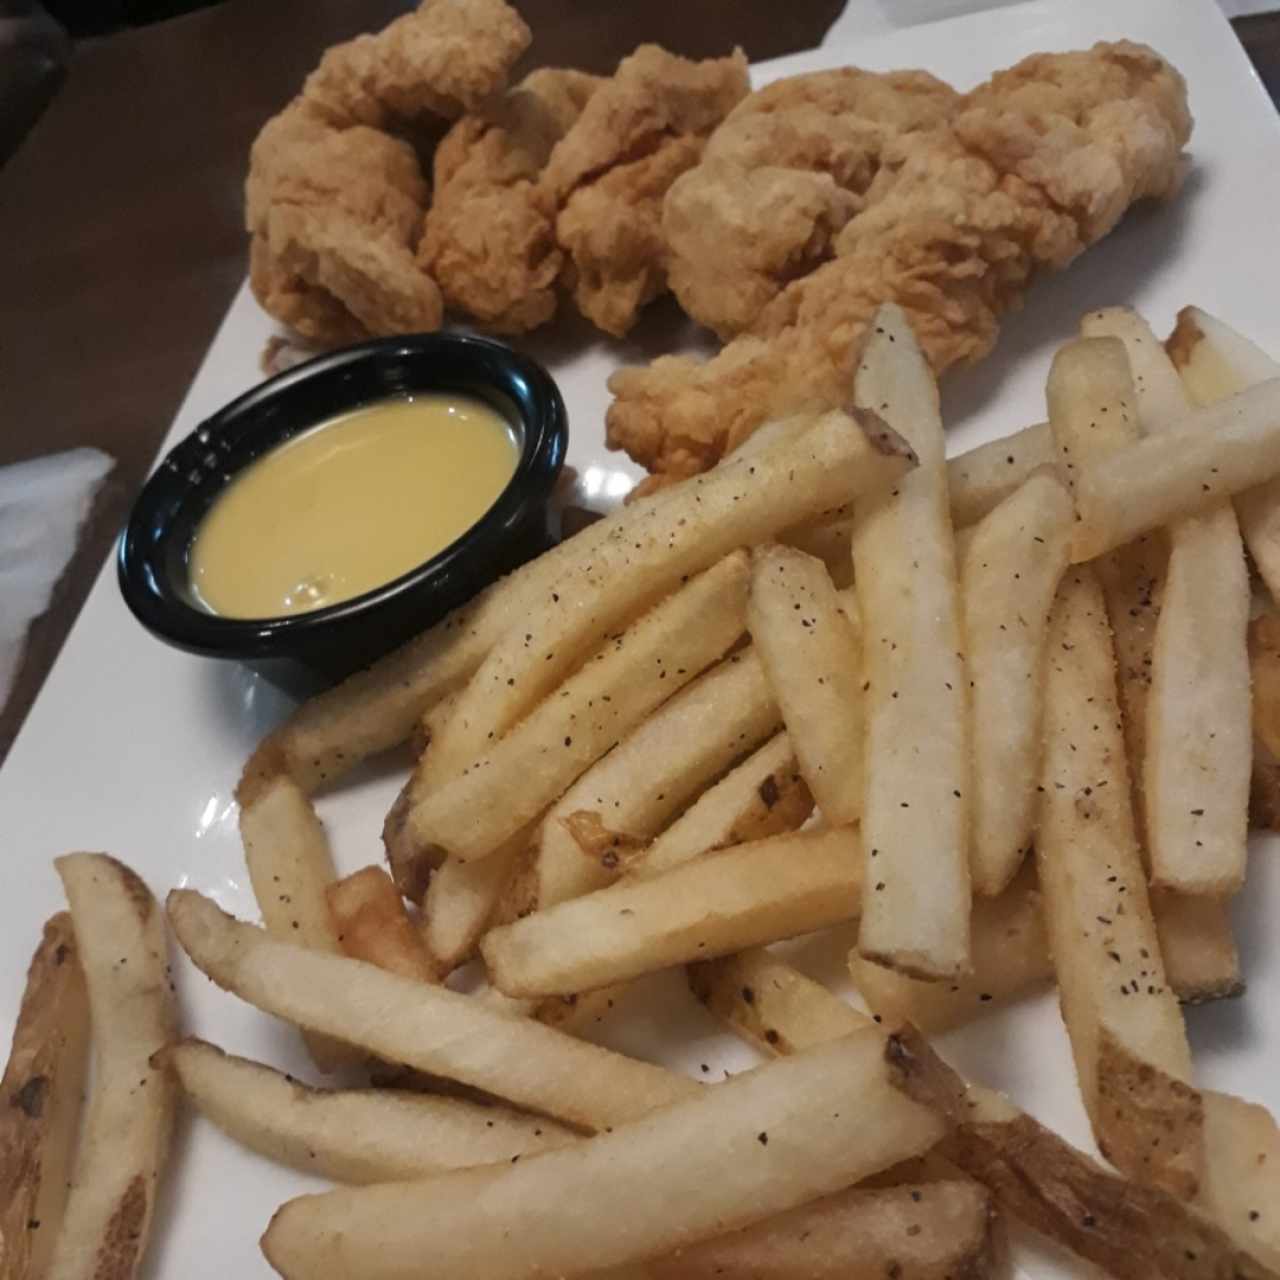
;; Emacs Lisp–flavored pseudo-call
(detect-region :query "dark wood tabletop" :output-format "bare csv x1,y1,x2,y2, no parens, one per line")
0,0,1276,765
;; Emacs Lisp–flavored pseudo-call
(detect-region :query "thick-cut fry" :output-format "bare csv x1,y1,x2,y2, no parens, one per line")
167,889,697,1131
521,650,779,911
1082,308,1251,897
849,862,1051,1032
694,954,1276,1280
779,516,855,586
637,731,813,878
960,469,1073,894
946,422,1054,528
1200,1090,1280,1270
1048,335,1241,998
260,1028,950,1280
402,553,751,870
483,828,863,998
1168,304,1280,600
1067,376,1280,562
239,772,357,1071
748,545,863,825
852,303,970,980
618,1181,998,1280
326,866,436,983
1037,569,1202,1199
424,408,914,789
0,913,89,1280
161,1039,574,1184
48,855,176,1280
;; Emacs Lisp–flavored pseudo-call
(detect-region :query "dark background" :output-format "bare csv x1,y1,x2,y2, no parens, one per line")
0,0,1277,764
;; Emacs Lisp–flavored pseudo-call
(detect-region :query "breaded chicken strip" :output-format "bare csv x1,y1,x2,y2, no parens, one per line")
608,41,1191,483
419,69,603,333
664,69,960,339
544,44,750,336
247,0,529,345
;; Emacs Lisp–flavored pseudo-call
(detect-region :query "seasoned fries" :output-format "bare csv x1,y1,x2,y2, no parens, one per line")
1082,307,1250,898
48,855,176,1280
161,1039,573,1184
400,552,751,872
849,862,1051,1032
851,303,970,980
960,469,1073,894
261,1029,950,1280
484,828,863,997
239,773,356,1070
521,649,779,911
168,889,697,1130
1036,569,1201,1198
748,546,863,825
945,421,1054,528
0,914,89,1280
1168,305,1280,600
327,866,436,983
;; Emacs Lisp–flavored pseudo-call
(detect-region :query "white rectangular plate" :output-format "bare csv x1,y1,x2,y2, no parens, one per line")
3,0,1279,1274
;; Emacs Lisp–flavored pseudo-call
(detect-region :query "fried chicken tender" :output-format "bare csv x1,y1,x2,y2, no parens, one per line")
419,69,603,333
544,44,750,336
664,69,960,339
608,40,1191,482
247,0,529,345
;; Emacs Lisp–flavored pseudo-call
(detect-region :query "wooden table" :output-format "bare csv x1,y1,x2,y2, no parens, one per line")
0,0,1274,764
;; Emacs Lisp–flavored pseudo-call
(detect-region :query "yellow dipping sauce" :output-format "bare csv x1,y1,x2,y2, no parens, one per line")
190,394,519,618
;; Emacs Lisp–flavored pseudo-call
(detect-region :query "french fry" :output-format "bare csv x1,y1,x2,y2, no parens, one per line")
946,422,1054,528
960,469,1073,894
48,855,176,1280
1081,308,1250,898
613,1181,999,1280
1168,305,1280,601
851,303,970,980
1252,614,1280,759
848,862,1052,1032
748,545,863,825
779,515,855,586
1067,376,1280,563
167,889,698,1131
1036,568,1202,1199
637,731,813,878
402,553,751,870
483,828,863,998
0,914,89,1280
239,772,358,1071
520,649,780,912
1199,1090,1280,1270
1047,335,1241,998
694,954,1276,1280
260,1028,950,1280
421,407,914,794
160,1039,573,1184
326,866,436,983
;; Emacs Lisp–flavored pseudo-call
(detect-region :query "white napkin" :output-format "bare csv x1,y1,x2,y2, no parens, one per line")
0,448,114,709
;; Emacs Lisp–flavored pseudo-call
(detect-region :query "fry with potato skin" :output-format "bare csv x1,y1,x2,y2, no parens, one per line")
240,773,359,1070
849,861,1051,1032
748,545,864,826
403,552,751,869
1036,568,1202,1199
327,865,437,983
48,855,176,1280
1168,304,1280,602
167,888,697,1131
484,827,863,997
1081,307,1250,898
160,1039,574,1184
260,1028,950,1280
851,303,970,981
0,913,89,1280
960,469,1073,895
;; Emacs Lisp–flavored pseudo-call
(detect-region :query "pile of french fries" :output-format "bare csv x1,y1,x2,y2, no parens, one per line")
8,301,1280,1279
